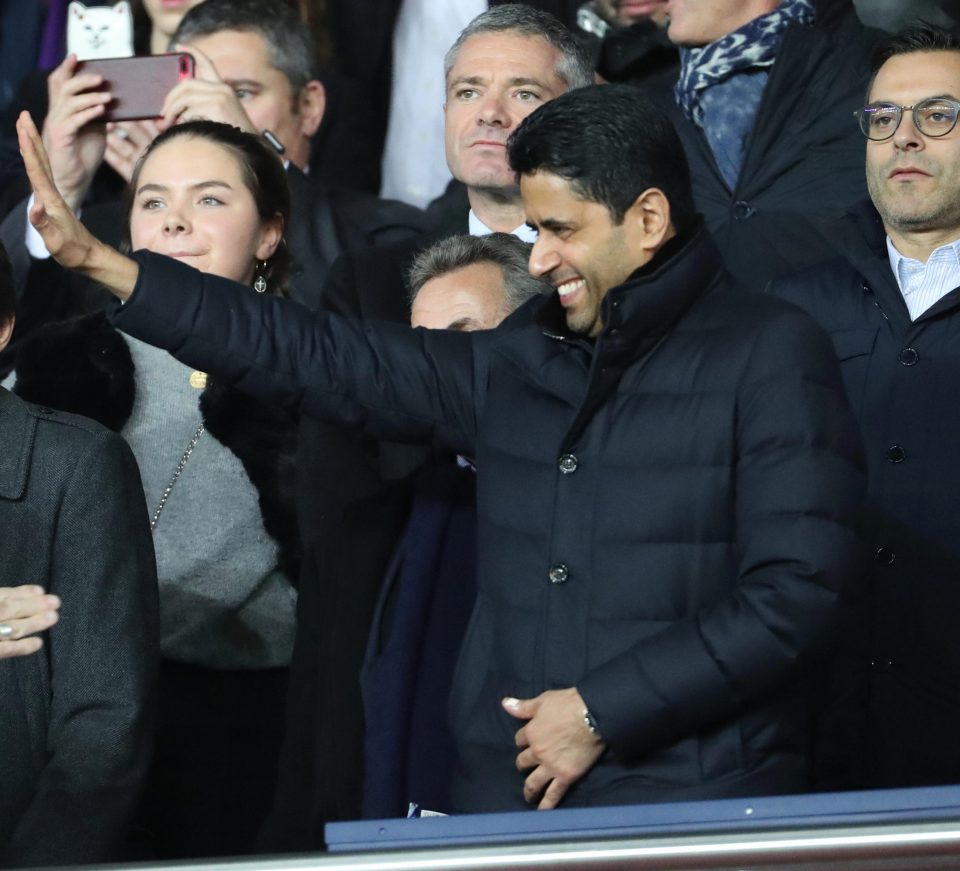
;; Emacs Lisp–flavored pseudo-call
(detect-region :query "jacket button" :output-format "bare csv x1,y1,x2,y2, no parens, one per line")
558,454,579,474
875,546,896,566
732,201,754,220
899,347,919,366
548,564,569,584
886,445,906,463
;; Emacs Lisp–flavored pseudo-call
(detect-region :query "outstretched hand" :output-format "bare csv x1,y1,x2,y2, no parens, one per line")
18,110,99,270
18,110,140,299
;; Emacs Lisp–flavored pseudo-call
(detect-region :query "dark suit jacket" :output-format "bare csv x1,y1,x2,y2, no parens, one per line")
651,0,874,290
361,455,478,819
284,166,429,309
0,387,158,867
262,212,467,850
769,203,960,790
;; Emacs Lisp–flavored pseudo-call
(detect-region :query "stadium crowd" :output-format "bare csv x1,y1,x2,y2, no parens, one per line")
1,0,959,864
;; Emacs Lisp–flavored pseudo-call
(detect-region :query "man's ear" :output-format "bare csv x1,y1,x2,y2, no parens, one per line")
298,80,326,138
0,316,15,354
626,187,674,253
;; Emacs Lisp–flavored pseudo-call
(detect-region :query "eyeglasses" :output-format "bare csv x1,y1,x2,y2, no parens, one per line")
855,98,960,140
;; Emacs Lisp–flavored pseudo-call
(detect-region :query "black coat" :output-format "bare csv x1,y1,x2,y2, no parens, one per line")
655,2,876,290
263,227,463,849
109,224,865,812
768,203,960,790
360,455,478,819
281,167,429,310
0,387,158,867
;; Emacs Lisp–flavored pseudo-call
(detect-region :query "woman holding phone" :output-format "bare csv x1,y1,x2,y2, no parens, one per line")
13,116,300,859
0,0,206,218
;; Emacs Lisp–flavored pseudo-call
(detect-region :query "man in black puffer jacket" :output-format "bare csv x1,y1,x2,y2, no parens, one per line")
26,85,866,813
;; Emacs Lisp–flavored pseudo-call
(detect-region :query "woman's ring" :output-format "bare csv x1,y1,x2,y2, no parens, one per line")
0,623,14,639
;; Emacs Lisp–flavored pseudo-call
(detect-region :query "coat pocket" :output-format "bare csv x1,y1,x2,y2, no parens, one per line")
829,327,878,362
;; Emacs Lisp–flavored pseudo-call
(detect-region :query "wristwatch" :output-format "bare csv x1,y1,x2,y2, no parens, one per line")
583,706,602,738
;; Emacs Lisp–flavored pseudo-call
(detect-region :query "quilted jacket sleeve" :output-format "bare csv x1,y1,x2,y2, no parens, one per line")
111,251,488,457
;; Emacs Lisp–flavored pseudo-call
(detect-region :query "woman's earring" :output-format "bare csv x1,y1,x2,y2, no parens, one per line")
254,261,268,294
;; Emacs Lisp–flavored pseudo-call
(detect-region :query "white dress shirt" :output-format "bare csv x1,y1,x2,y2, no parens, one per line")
886,236,960,321
468,209,538,243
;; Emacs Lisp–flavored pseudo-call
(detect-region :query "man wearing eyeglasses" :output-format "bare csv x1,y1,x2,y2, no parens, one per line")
769,22,960,792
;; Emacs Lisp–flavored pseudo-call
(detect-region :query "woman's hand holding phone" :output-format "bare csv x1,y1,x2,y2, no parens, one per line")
42,53,111,209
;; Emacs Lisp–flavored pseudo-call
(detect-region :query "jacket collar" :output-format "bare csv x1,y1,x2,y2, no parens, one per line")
0,387,35,500
833,200,960,327
532,220,727,452
534,219,727,366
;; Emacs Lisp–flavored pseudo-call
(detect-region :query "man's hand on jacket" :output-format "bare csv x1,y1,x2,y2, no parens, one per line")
504,688,605,810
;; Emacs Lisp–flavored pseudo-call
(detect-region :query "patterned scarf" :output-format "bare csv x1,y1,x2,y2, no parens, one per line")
673,0,815,187
674,0,815,122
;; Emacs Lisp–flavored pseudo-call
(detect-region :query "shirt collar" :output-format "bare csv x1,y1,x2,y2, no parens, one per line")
886,235,960,294
469,209,538,243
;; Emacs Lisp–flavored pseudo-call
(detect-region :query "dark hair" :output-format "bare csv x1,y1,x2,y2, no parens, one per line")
0,243,14,327
868,22,960,97
408,233,548,314
172,0,316,94
872,21,960,72
444,4,593,91
123,120,292,294
507,83,696,232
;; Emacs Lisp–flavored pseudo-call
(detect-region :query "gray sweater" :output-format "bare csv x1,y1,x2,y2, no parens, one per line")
124,336,296,669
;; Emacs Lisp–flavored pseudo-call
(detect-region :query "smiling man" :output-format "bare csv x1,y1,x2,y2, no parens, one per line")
37,82,868,812
769,23,960,791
